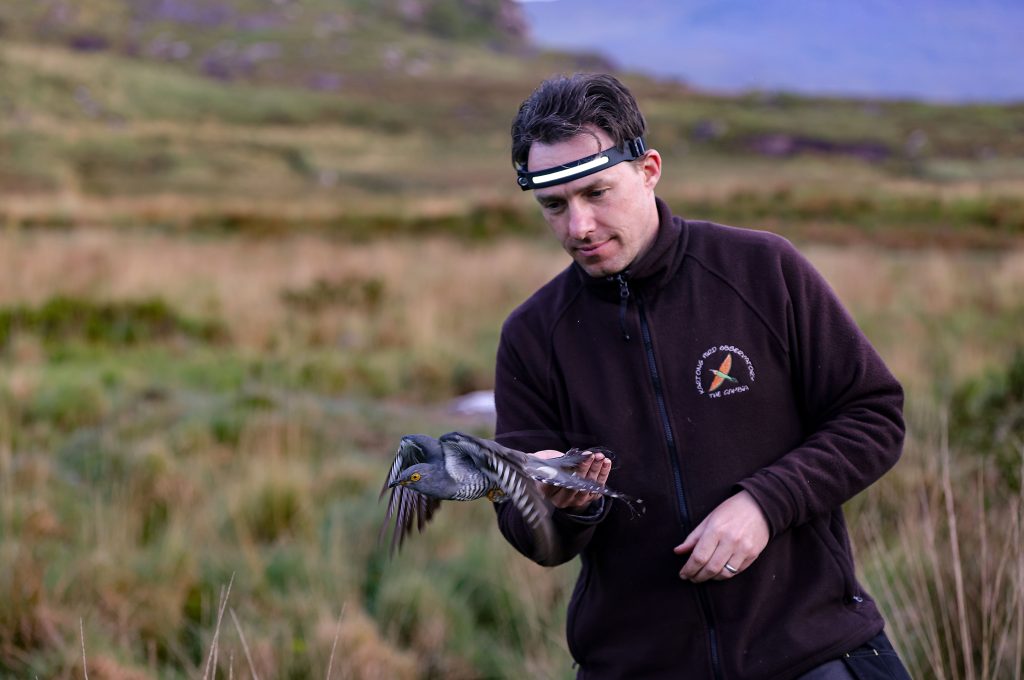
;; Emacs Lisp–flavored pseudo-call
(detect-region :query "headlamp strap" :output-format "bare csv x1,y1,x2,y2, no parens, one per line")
516,136,647,191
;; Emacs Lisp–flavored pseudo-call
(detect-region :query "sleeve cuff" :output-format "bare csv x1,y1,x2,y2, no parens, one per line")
735,470,801,538
553,497,609,526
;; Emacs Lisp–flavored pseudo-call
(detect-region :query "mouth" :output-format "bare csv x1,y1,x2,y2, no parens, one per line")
575,239,611,257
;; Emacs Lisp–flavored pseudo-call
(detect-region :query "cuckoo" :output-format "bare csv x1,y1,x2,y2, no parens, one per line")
379,431,642,561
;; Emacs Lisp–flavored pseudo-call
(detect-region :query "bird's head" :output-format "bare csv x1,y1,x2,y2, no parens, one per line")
389,462,433,488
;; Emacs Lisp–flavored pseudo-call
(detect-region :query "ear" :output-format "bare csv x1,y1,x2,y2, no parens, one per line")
639,149,662,191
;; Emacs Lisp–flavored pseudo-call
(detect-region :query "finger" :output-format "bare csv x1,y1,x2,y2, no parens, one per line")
694,547,734,582
575,455,607,505
678,535,716,580
678,520,734,581
574,455,595,478
712,557,742,581
550,452,607,509
557,493,596,510
538,480,561,500
573,493,598,509
582,453,606,481
689,544,737,583
540,480,584,506
549,486,591,509
547,486,576,506
595,458,611,486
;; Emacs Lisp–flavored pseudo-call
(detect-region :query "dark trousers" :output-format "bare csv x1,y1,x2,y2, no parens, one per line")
796,631,912,680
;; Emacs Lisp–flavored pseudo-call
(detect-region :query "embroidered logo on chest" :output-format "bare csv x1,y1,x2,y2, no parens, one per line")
694,344,756,399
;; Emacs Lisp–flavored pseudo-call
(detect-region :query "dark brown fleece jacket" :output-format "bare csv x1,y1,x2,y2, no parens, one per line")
493,198,905,680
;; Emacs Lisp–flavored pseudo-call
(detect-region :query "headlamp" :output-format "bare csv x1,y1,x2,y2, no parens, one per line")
516,136,647,191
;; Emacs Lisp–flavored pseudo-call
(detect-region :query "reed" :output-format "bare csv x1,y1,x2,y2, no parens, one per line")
854,402,1024,678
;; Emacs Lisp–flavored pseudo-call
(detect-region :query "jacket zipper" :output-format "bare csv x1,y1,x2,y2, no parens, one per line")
630,281,725,680
615,274,632,341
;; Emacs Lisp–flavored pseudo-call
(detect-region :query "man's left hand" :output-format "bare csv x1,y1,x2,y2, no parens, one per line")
673,490,769,582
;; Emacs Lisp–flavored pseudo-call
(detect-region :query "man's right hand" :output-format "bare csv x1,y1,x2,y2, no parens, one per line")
531,449,612,511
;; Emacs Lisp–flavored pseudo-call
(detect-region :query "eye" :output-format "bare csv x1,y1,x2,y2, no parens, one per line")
409,472,422,482
541,199,565,213
588,188,608,199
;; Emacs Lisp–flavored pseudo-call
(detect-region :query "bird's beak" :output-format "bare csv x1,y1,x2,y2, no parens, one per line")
388,479,406,489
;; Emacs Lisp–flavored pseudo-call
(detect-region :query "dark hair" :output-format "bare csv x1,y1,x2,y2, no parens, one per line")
511,73,647,170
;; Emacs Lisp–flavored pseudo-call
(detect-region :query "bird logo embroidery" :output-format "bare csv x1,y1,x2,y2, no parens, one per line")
707,353,739,393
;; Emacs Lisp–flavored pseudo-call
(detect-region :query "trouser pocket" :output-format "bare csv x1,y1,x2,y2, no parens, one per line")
840,632,912,680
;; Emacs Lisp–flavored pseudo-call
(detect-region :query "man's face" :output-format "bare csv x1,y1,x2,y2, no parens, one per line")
528,126,662,278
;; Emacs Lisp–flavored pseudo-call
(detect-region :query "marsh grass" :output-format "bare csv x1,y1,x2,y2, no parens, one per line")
0,355,578,677
853,402,1024,679
7,380,1023,677
3,231,1021,396
1,233,1023,677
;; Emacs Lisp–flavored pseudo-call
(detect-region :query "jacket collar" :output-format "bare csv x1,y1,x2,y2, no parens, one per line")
574,197,688,295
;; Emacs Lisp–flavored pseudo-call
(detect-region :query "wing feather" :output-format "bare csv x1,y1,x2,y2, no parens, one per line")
379,435,444,556
380,432,645,562
441,432,556,562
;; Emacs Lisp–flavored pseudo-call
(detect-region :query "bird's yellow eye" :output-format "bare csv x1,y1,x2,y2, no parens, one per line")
409,472,422,482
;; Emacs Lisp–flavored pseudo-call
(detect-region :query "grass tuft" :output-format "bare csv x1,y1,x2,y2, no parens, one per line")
855,402,1024,679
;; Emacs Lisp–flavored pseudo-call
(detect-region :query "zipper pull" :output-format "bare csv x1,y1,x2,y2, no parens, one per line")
614,274,632,341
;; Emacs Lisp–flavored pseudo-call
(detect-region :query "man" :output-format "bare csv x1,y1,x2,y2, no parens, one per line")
493,73,911,679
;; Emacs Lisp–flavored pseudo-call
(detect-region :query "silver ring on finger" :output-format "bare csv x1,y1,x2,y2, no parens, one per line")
723,563,739,575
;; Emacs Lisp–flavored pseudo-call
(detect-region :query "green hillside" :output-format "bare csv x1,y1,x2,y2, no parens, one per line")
1,0,1023,243
0,0,539,78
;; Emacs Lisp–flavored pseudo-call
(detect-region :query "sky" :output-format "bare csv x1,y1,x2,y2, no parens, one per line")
516,0,1024,103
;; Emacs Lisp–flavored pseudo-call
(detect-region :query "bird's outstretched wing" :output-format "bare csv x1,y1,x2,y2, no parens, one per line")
524,447,645,516
439,431,557,563
378,434,444,556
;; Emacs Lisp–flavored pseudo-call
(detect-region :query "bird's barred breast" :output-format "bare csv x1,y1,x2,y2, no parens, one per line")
452,472,491,501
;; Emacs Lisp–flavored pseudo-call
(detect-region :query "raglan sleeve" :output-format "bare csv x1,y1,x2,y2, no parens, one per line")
736,239,905,537
493,314,609,566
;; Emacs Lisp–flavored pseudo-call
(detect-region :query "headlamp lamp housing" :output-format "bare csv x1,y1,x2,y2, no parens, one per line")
516,136,647,191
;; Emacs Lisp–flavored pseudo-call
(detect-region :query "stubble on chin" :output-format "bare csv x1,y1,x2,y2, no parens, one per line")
575,257,623,279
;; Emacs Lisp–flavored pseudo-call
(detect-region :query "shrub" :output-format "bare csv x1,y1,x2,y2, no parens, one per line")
0,296,226,349
241,479,313,543
951,347,1024,490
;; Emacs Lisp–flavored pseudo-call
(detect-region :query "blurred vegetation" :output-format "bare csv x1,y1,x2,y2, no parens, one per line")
0,296,226,348
0,0,1023,677
1,2,1024,246
952,349,1024,491
0,358,575,677
2,237,1022,677
851,396,1024,680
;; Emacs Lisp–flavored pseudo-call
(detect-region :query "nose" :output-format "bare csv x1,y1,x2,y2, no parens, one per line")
566,202,596,241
